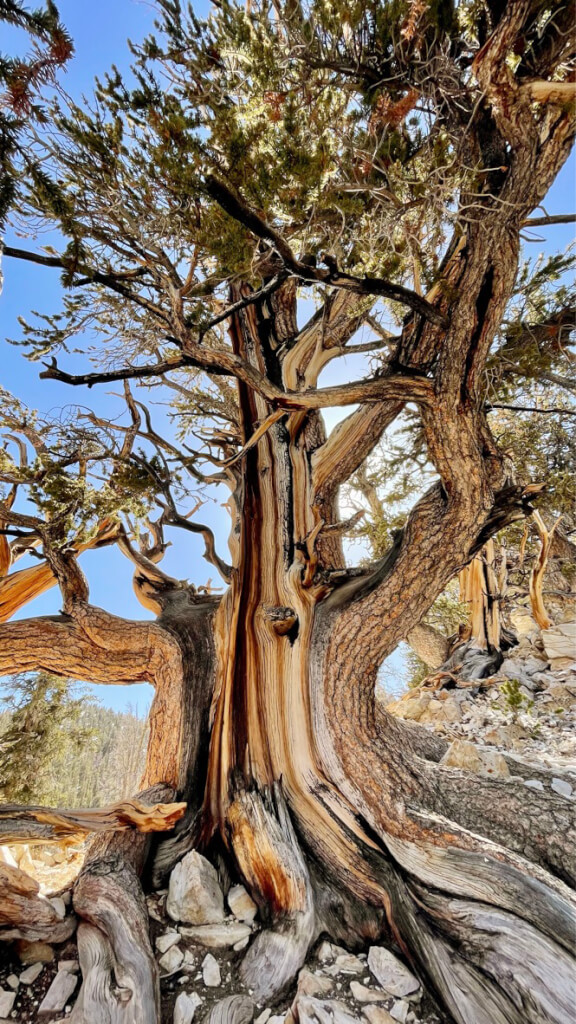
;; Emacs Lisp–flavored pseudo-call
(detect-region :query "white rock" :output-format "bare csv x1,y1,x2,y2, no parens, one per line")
20,961,44,984
234,936,250,951
0,989,16,1017
58,960,79,973
48,896,66,919
524,779,544,791
38,970,78,1016
159,945,184,974
5,975,19,991
367,949,420,998
362,1009,396,1024
325,953,365,976
174,990,203,1024
551,777,573,797
542,623,576,663
297,969,334,998
390,1001,409,1023
268,1016,286,1024
179,922,251,948
350,982,387,1004
255,1010,272,1024
202,953,221,987
156,930,181,953
295,996,360,1024
167,852,225,925
227,884,258,923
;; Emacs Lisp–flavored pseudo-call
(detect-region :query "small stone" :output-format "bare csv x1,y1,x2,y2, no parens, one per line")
167,852,225,925
38,971,77,1017
156,930,181,953
48,897,66,919
255,1010,272,1024
58,961,79,974
524,779,545,791
367,949,420,999
295,997,359,1024
234,937,250,951
202,953,221,987
363,1008,396,1024
227,884,258,924
316,941,345,963
20,962,44,985
159,945,184,974
390,1001,409,1023
183,950,196,967
174,990,203,1024
16,940,54,964
297,969,334,998
179,922,251,948
5,976,19,991
551,777,573,798
0,991,16,1018
267,1016,286,1024
350,982,387,1004
325,953,365,976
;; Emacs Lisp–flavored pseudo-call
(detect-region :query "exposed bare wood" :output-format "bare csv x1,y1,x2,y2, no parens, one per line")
0,861,77,943
0,797,186,845
70,785,173,1024
529,511,563,629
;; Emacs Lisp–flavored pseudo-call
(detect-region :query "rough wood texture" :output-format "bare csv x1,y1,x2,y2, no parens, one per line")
0,862,76,942
70,785,174,1024
0,798,186,845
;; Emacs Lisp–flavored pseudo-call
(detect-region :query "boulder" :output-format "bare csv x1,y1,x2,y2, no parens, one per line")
542,622,576,668
167,851,225,925
367,948,420,998
19,961,44,985
159,945,184,974
38,967,77,1017
179,921,251,948
362,1009,396,1024
156,930,181,953
202,953,221,987
227,884,258,923
16,939,54,964
350,982,387,1004
440,739,509,778
174,991,203,1024
0,991,16,1018
297,969,334,998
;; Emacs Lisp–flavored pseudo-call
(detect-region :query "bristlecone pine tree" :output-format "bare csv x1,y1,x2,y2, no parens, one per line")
1,2,575,1022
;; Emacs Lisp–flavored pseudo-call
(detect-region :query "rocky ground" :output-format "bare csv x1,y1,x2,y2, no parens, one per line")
0,614,573,1024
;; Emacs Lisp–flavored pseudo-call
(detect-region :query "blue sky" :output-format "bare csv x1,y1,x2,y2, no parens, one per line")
1,1,574,711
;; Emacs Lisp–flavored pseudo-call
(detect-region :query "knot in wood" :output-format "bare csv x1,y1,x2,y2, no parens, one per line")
263,605,298,636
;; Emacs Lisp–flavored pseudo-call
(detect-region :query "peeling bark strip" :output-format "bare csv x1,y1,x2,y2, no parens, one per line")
0,797,187,844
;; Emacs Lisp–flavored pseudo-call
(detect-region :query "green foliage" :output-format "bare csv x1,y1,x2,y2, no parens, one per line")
0,672,96,804
0,0,73,225
499,679,534,723
0,674,148,806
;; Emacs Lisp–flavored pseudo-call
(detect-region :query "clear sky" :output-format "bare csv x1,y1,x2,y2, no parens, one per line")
1,1,574,712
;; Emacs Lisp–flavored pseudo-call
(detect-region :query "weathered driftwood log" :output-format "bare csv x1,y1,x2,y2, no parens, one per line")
0,797,186,845
69,784,174,1024
0,861,76,942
